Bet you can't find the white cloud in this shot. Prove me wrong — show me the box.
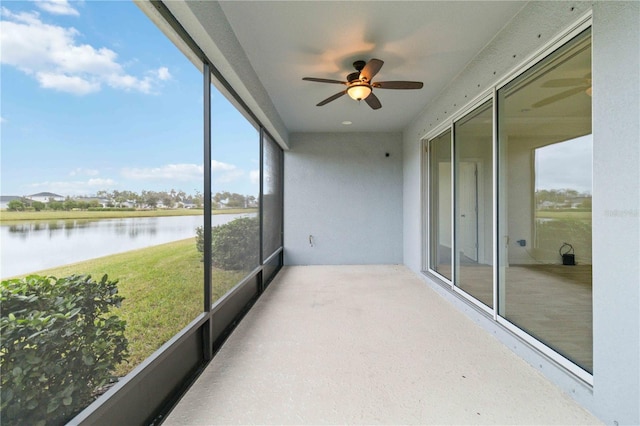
[121,163,203,181]
[212,160,236,172]
[35,0,79,16]
[0,7,170,95]
[28,177,116,195]
[212,160,244,184]
[119,161,247,185]
[0,116,6,124]
[156,67,171,81]
[214,169,244,184]
[37,71,99,95]
[69,167,99,177]
[249,170,260,185]
[131,160,247,185]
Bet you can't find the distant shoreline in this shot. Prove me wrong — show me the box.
[0,208,257,224]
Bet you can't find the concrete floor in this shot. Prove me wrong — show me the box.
[164,265,600,425]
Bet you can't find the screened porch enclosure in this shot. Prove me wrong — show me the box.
[16,0,635,424]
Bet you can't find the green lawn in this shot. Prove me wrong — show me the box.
[535,209,592,263]
[29,239,246,377]
[536,210,592,220]
[0,208,257,223]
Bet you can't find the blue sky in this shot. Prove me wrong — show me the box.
[1,0,259,198]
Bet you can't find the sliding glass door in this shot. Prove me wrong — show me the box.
[428,130,453,280]
[424,26,592,375]
[454,100,494,308]
[497,28,592,373]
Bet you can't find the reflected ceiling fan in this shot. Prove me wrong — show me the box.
[533,73,592,108]
[302,58,423,110]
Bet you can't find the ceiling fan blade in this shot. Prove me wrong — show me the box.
[317,90,347,106]
[541,78,587,88]
[360,59,384,82]
[365,92,382,110]
[374,81,424,89]
[532,87,586,108]
[303,77,346,85]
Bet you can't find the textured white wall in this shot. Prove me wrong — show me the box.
[284,133,403,265]
[591,2,640,424]
[402,2,639,424]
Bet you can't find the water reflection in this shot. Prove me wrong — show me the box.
[7,220,96,239]
[1,214,252,278]
[6,219,175,240]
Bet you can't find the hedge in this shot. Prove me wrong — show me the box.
[0,274,128,426]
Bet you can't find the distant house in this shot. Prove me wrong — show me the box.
[179,201,196,209]
[0,195,24,210]
[28,192,64,203]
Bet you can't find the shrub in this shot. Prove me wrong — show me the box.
[86,207,136,212]
[48,201,64,211]
[0,274,128,426]
[196,216,259,271]
[6,200,25,211]
[31,201,45,212]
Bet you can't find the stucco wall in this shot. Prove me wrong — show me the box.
[402,1,639,424]
[284,132,403,265]
[591,1,640,423]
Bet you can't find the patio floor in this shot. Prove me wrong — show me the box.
[163,265,600,425]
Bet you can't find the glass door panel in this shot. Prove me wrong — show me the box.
[497,28,592,372]
[454,101,494,307]
[428,130,453,280]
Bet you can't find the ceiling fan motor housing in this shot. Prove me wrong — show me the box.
[347,72,361,83]
[353,60,366,72]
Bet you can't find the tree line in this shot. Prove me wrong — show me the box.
[5,190,258,211]
[535,188,592,209]
[95,189,202,209]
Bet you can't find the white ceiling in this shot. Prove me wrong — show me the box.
[217,1,526,133]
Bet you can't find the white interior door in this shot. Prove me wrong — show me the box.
[459,162,478,262]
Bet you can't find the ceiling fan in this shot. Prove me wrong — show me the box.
[302,59,423,110]
[533,73,592,108]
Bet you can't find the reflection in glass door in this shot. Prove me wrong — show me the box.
[497,28,592,372]
[428,130,453,280]
[454,100,494,307]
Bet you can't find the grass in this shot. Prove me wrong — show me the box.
[536,210,592,220]
[0,208,257,223]
[535,209,592,264]
[29,238,246,377]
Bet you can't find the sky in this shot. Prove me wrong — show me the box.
[0,0,260,198]
[535,134,592,195]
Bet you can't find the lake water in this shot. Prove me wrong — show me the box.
[0,213,252,279]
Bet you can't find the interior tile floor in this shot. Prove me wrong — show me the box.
[442,263,592,371]
[164,265,600,425]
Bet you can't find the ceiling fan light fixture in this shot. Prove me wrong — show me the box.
[347,83,372,101]
[303,58,423,109]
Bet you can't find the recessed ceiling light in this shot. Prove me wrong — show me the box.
[342,120,352,125]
